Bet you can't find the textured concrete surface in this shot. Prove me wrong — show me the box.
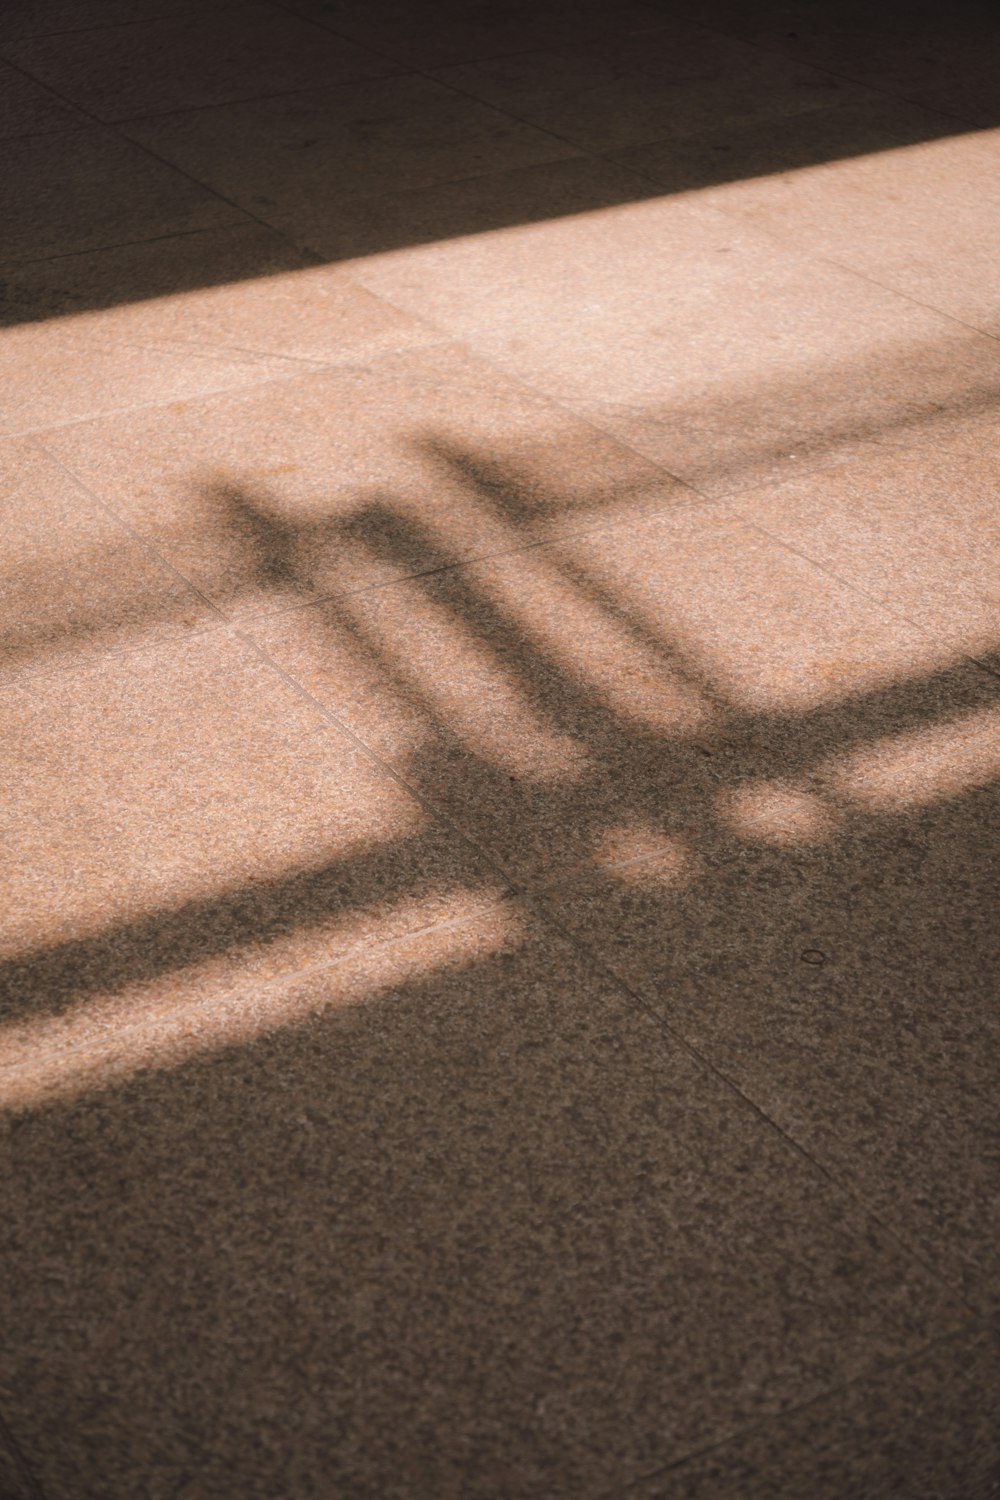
[1,0,999,1494]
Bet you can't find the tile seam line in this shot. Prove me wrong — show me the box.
[659,11,993,134]
[81,65,420,128]
[27,438,528,892]
[0,0,252,43]
[1,0,402,57]
[406,252,1000,677]
[16,181,991,1217]
[524,886,981,1320]
[0,50,319,273]
[0,617,229,692]
[586,141,1000,349]
[721,502,1000,695]
[3,539,978,1341]
[19,343,996,704]
[11,341,456,435]
[0,221,264,271]
[269,4,992,138]
[0,885,515,1088]
[27,297,981,697]
[0,1405,45,1500]
[0,489,707,695]
[604,1319,996,1499]
[219,487,714,620]
[704,202,1000,350]
[266,2,699,72]
[18,490,984,1319]
[4,325,335,372]
[107,65,585,137]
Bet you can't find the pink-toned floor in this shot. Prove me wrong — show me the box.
[2,0,999,1495]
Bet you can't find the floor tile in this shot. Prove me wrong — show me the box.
[246,506,954,883]
[433,24,867,155]
[122,74,585,252]
[0,56,91,138]
[0,914,960,1497]
[5,4,396,123]
[250,548,718,884]
[0,220,433,350]
[0,0,238,44]
[0,439,217,684]
[631,1323,1000,1499]
[656,120,1000,336]
[555,506,954,732]
[2,2,997,1489]
[729,419,1000,657]
[0,125,245,262]
[538,667,1000,1305]
[345,193,1000,495]
[281,0,666,70]
[723,13,1000,129]
[299,154,660,263]
[0,1415,35,1500]
[0,225,440,427]
[0,628,501,1073]
[0,310,299,435]
[37,345,680,618]
[612,93,964,196]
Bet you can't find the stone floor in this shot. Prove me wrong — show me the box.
[2,0,999,1495]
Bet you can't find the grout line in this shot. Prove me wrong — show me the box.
[590,134,1000,351]
[24,441,527,893]
[723,502,1000,692]
[0,1406,46,1500]
[606,1320,995,1498]
[0,0,247,45]
[8,346,417,436]
[97,62,414,127]
[0,880,515,1086]
[664,10,994,134]
[0,221,265,273]
[524,884,984,1315]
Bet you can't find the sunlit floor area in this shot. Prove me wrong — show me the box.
[2,0,1000,1495]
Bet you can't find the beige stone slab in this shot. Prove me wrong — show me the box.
[0,57,91,138]
[246,505,951,883]
[0,913,960,1496]
[6,4,397,124]
[0,319,298,435]
[344,193,1000,495]
[643,122,1000,335]
[282,0,666,70]
[433,23,866,154]
[728,419,1000,657]
[37,345,682,619]
[0,627,502,1068]
[0,126,246,263]
[0,225,441,428]
[632,1324,1000,1500]
[555,505,956,730]
[122,74,585,251]
[0,439,218,684]
[537,663,1000,1304]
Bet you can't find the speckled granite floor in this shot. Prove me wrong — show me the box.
[1,0,999,1496]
